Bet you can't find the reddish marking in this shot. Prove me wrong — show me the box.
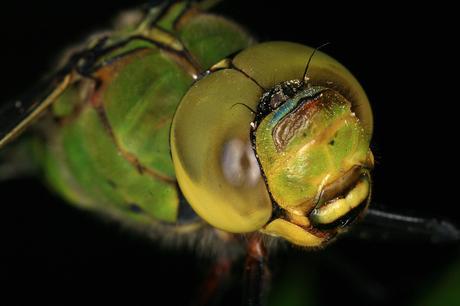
[307,101,317,112]
[305,99,323,113]
[243,233,269,306]
[89,66,116,107]
[246,233,267,259]
[89,49,151,107]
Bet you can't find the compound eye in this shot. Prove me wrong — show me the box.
[170,68,272,233]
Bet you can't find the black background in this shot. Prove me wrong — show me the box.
[1,1,459,305]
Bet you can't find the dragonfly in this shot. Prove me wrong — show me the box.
[0,0,460,306]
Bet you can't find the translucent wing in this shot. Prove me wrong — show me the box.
[0,0,216,150]
[0,64,73,148]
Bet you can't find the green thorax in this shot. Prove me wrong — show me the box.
[38,1,253,225]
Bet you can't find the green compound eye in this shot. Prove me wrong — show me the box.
[170,67,272,233]
[171,42,374,245]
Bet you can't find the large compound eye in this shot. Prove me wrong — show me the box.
[170,68,272,233]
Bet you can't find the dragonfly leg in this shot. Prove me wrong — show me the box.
[193,256,233,306]
[359,206,460,243]
[243,233,269,306]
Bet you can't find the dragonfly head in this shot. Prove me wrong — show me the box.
[171,41,373,248]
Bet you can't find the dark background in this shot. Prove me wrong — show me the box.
[1,1,459,305]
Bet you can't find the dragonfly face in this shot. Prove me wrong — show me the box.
[1,1,459,305]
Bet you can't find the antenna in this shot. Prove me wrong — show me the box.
[301,42,331,85]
